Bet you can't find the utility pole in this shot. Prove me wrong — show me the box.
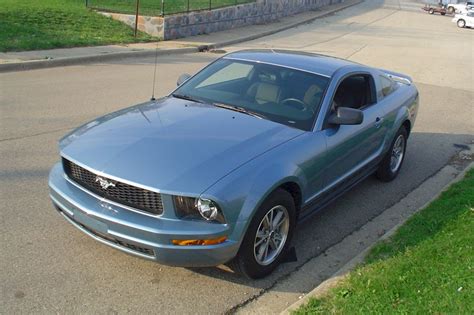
[134,0,140,37]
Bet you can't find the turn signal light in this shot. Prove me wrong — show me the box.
[172,236,227,246]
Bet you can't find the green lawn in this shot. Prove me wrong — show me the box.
[87,0,255,16]
[295,169,474,314]
[0,0,254,52]
[0,0,153,52]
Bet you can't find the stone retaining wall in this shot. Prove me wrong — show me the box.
[101,0,342,40]
[100,12,164,37]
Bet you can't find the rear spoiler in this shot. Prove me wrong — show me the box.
[383,69,413,85]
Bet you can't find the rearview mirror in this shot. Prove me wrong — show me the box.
[177,73,191,86]
[328,107,363,125]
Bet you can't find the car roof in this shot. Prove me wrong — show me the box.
[223,49,360,78]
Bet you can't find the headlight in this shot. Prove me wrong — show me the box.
[197,198,219,221]
[173,196,225,224]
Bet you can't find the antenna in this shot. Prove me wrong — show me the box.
[150,39,159,101]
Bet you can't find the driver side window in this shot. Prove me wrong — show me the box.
[331,74,375,112]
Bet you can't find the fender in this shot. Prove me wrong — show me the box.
[201,157,306,244]
[382,84,418,152]
[199,131,325,244]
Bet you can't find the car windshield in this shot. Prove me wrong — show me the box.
[173,58,330,130]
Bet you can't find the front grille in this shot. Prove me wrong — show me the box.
[62,158,163,215]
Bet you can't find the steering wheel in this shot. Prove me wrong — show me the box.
[281,98,308,112]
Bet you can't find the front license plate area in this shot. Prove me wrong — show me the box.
[74,210,108,235]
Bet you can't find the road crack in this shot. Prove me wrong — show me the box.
[0,127,73,143]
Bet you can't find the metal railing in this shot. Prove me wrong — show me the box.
[86,0,255,17]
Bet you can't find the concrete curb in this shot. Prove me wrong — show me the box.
[0,0,363,73]
[0,47,199,73]
[281,159,474,314]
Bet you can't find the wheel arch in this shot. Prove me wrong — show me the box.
[278,181,303,217]
[232,176,305,246]
[402,119,412,137]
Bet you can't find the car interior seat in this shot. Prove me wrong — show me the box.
[246,82,281,105]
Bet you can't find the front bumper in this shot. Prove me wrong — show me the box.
[48,163,240,267]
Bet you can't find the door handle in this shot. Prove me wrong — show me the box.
[375,117,384,128]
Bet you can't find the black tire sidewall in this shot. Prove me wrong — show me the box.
[235,189,296,279]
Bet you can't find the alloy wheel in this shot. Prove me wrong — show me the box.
[390,134,405,173]
[253,205,289,266]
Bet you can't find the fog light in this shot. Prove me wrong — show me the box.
[172,236,227,246]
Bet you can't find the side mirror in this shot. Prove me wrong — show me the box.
[328,107,363,125]
[177,73,191,86]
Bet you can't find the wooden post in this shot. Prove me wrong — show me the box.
[134,0,140,37]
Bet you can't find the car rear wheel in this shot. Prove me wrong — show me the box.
[448,7,455,14]
[228,188,296,279]
[376,126,408,182]
[457,19,466,28]
[429,8,434,14]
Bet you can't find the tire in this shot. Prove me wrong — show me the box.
[441,12,446,16]
[429,8,434,14]
[376,126,408,182]
[457,19,466,28]
[228,188,296,279]
[448,6,455,14]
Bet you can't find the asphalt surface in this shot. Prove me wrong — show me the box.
[1,0,473,314]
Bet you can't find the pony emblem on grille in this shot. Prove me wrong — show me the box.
[95,176,116,190]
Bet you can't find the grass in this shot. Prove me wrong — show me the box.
[0,0,254,52]
[295,169,474,314]
[87,0,255,16]
[0,0,154,52]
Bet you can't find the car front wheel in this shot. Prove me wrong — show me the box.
[376,126,408,182]
[229,188,296,279]
[448,7,455,14]
[457,19,466,28]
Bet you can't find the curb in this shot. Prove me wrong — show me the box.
[0,47,199,73]
[0,0,363,73]
[281,159,474,314]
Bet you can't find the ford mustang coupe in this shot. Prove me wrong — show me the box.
[49,50,419,278]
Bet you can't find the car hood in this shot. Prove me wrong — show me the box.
[60,97,304,194]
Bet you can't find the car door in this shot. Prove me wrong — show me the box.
[467,13,474,27]
[322,73,389,192]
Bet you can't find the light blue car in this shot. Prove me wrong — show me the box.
[49,50,419,278]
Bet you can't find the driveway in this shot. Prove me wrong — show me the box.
[1,0,472,314]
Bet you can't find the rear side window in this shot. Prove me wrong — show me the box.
[380,75,397,97]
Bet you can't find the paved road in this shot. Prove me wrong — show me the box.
[1,0,473,314]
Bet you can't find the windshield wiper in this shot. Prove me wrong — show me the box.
[172,93,203,103]
[212,103,266,119]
